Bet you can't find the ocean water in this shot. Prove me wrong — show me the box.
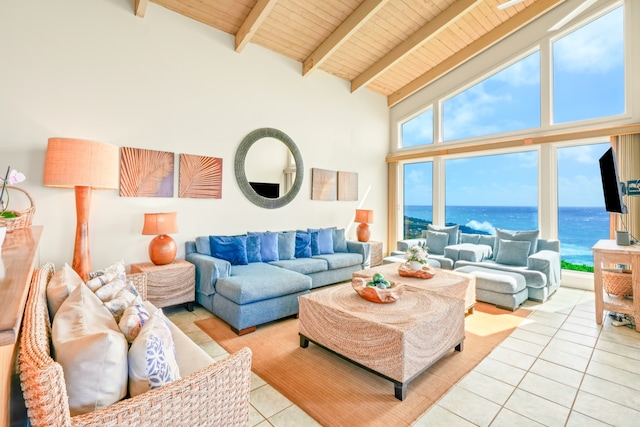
[404,205,610,266]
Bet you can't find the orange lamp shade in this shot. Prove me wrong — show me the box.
[355,209,374,224]
[142,212,178,265]
[355,209,374,242]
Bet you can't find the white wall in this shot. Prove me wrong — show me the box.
[0,0,389,270]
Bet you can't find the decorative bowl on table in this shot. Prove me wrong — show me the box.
[398,263,435,279]
[351,277,404,304]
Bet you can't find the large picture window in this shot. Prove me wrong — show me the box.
[403,162,432,238]
[557,143,611,270]
[552,6,624,124]
[445,152,538,234]
[442,51,540,142]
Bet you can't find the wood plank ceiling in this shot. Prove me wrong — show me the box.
[134,0,566,106]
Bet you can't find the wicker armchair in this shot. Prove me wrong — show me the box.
[19,263,253,427]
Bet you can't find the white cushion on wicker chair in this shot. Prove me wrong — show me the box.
[52,283,128,416]
[46,263,83,318]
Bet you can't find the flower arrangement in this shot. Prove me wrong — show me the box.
[0,166,26,219]
[404,242,429,265]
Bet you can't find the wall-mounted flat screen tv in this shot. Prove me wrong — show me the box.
[599,147,627,214]
[250,182,279,199]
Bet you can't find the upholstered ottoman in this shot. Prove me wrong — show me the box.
[455,265,527,310]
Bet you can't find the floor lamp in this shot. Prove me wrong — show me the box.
[43,138,119,281]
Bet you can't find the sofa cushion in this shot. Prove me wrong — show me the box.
[425,230,449,255]
[495,239,531,266]
[295,232,312,258]
[333,228,348,252]
[427,224,459,245]
[278,231,296,260]
[248,231,279,262]
[46,263,83,319]
[309,230,320,255]
[313,252,363,270]
[445,243,492,263]
[494,229,539,258]
[309,228,334,254]
[215,263,311,305]
[128,309,181,397]
[460,233,480,244]
[210,235,249,265]
[478,235,496,247]
[52,283,128,416]
[270,257,328,275]
[246,233,262,263]
[195,236,212,255]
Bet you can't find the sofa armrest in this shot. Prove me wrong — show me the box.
[528,250,561,288]
[185,253,231,296]
[396,238,427,252]
[347,241,371,268]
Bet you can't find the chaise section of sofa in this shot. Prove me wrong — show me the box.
[186,229,370,334]
[386,226,561,308]
[19,262,253,427]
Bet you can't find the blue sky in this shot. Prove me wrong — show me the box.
[403,6,624,208]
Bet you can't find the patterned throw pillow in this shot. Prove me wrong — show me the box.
[86,261,126,292]
[119,302,151,343]
[104,285,141,322]
[128,309,181,397]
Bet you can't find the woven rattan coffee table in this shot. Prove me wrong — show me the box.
[298,283,464,400]
[353,262,476,314]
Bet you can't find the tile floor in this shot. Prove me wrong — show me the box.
[165,286,640,427]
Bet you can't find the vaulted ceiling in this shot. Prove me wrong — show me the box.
[134,0,567,106]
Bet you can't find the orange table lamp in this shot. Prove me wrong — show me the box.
[142,212,178,265]
[355,209,374,242]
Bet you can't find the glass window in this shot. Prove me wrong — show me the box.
[403,162,432,238]
[442,51,540,142]
[445,152,538,235]
[401,108,433,148]
[557,143,611,270]
[553,6,624,124]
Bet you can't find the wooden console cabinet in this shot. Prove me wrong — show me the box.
[0,226,42,427]
[592,239,640,332]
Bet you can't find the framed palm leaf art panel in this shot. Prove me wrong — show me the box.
[120,147,174,197]
[178,154,223,199]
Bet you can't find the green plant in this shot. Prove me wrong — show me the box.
[561,260,594,273]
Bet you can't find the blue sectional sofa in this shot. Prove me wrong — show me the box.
[185,228,370,334]
[384,225,561,309]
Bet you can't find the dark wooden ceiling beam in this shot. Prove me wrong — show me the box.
[351,0,482,93]
[387,0,565,107]
[235,0,278,53]
[302,0,389,76]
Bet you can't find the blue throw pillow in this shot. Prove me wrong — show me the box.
[425,230,449,255]
[246,234,262,263]
[333,228,348,253]
[309,230,320,255]
[209,235,248,266]
[295,232,312,258]
[317,228,334,254]
[494,228,539,258]
[278,231,296,260]
[248,231,279,262]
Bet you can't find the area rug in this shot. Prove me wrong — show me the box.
[195,302,529,427]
